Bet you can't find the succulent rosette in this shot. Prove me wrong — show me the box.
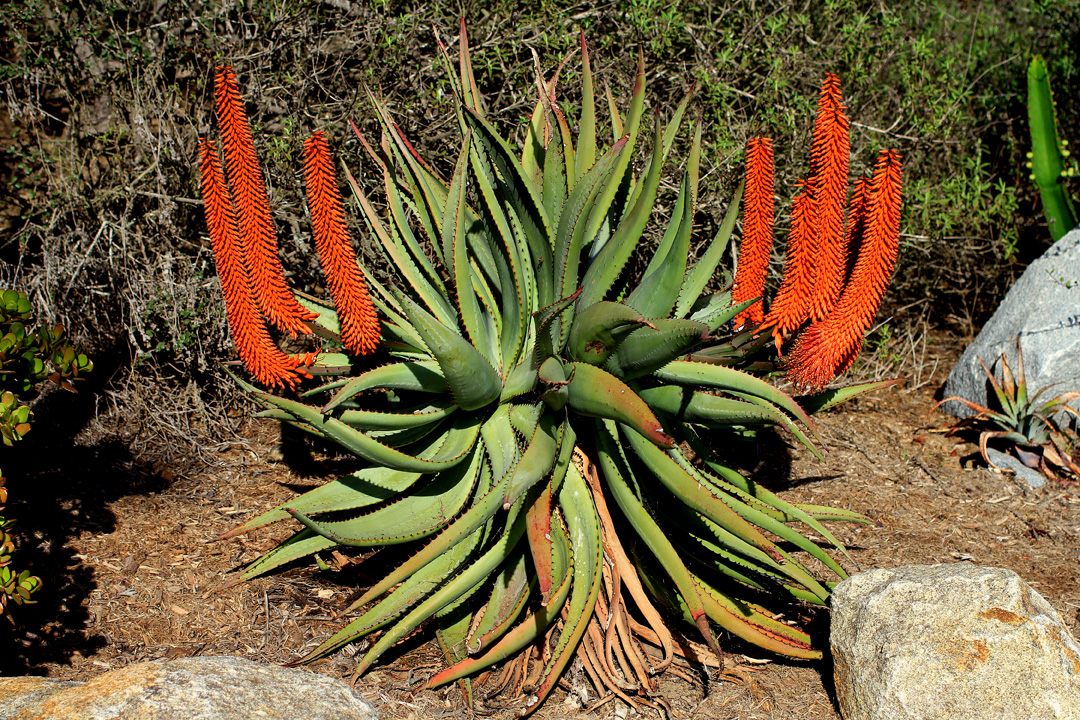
[201,25,904,712]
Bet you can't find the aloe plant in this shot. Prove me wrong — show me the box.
[941,340,1080,484]
[1027,55,1078,241]
[205,27,900,712]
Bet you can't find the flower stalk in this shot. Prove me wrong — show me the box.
[732,137,775,329]
[806,73,851,322]
[198,139,312,390]
[302,132,381,356]
[784,149,903,390]
[213,66,315,338]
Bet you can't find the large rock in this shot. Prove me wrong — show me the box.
[831,564,1080,720]
[0,656,378,720]
[0,679,78,719]
[942,228,1080,418]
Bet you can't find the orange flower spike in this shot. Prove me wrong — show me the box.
[198,139,311,390]
[806,73,851,322]
[213,66,316,338]
[302,132,381,356]
[785,150,903,391]
[761,180,817,351]
[732,137,775,329]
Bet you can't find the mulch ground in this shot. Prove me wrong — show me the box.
[2,333,1078,720]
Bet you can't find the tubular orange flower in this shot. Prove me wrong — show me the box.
[784,150,903,391]
[806,73,851,321]
[761,180,816,350]
[302,132,381,356]
[198,139,312,390]
[732,137,775,329]
[213,66,316,338]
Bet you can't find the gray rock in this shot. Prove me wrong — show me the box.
[942,228,1080,418]
[984,447,1046,488]
[0,678,79,719]
[831,564,1080,720]
[0,656,378,720]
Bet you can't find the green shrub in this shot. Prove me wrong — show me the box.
[0,289,92,618]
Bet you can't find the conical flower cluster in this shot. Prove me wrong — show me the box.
[736,74,904,390]
[198,139,313,389]
[732,137,774,329]
[213,67,316,338]
[199,67,381,388]
[785,150,903,389]
[303,132,380,357]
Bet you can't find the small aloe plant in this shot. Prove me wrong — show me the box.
[942,341,1080,484]
[200,25,905,713]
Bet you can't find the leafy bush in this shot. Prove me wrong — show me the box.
[0,288,92,618]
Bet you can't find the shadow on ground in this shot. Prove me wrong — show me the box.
[0,345,172,675]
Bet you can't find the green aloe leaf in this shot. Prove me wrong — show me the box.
[466,118,530,366]
[352,499,527,676]
[426,510,572,688]
[219,467,428,539]
[578,120,664,309]
[582,52,646,262]
[619,425,827,588]
[446,133,499,367]
[300,521,486,663]
[797,378,904,414]
[504,410,560,507]
[258,392,481,472]
[574,31,597,183]
[344,472,512,612]
[351,123,449,297]
[287,444,483,546]
[525,460,603,715]
[566,300,652,366]
[595,420,719,655]
[463,108,555,308]
[666,505,828,605]
[227,529,336,585]
[565,362,673,447]
[344,158,457,328]
[338,401,457,431]
[395,292,503,411]
[676,181,743,318]
[602,318,709,380]
[555,136,627,305]
[625,145,697,318]
[480,404,520,484]
[318,361,446,410]
[679,427,866,554]
[465,545,532,654]
[653,360,816,435]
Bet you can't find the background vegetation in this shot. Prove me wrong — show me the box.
[0,0,1078,459]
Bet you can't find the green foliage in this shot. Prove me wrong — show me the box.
[220,33,889,712]
[0,472,42,618]
[0,289,92,445]
[0,289,91,618]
